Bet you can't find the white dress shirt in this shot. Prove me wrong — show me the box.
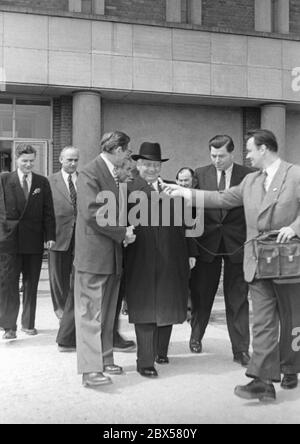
[216,163,234,190]
[61,169,77,192]
[264,158,281,192]
[17,169,32,193]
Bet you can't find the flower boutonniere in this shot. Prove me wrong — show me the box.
[32,188,41,197]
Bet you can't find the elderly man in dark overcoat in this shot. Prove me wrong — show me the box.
[124,142,196,378]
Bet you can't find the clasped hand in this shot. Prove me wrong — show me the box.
[124,225,136,247]
[276,226,296,243]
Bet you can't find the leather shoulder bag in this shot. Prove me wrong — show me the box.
[252,165,300,283]
[253,231,300,282]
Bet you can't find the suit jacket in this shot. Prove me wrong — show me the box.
[74,156,126,275]
[194,163,253,263]
[0,171,56,254]
[48,171,77,252]
[195,160,300,282]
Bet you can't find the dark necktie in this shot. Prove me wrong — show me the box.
[218,170,226,191]
[68,174,77,217]
[22,174,29,200]
[218,170,226,219]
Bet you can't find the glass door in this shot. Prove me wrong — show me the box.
[13,141,49,176]
[0,140,13,172]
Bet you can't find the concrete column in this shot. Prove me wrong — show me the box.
[73,91,101,168]
[93,0,105,15]
[275,0,290,34]
[68,0,82,13]
[166,0,181,23]
[261,103,286,158]
[255,0,272,32]
[188,0,202,25]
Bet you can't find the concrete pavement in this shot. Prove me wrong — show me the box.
[1,263,300,424]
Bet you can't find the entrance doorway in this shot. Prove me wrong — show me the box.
[0,140,12,172]
[0,97,52,175]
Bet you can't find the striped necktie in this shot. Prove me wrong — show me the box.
[68,174,77,217]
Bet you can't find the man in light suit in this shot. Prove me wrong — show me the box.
[74,131,136,388]
[165,129,300,401]
[48,146,79,351]
[189,136,252,367]
[0,144,56,339]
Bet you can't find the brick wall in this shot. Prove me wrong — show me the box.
[242,108,261,167]
[105,0,166,22]
[0,0,68,10]
[52,96,73,172]
[290,0,300,34]
[2,0,298,36]
[202,0,255,31]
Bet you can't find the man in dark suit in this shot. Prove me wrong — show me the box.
[48,146,79,351]
[124,142,196,378]
[74,131,136,388]
[0,143,56,339]
[190,135,252,367]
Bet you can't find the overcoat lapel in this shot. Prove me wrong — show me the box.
[96,157,119,202]
[22,173,39,215]
[54,172,72,204]
[230,164,243,187]
[207,165,218,190]
[10,171,27,215]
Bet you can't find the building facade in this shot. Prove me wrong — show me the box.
[0,0,299,178]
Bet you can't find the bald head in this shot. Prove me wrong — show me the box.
[60,146,79,174]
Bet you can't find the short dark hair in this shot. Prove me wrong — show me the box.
[176,167,195,180]
[245,129,278,153]
[15,143,37,159]
[100,131,130,154]
[209,135,234,153]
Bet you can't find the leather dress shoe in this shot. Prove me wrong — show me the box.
[155,356,169,364]
[58,345,76,352]
[281,374,298,390]
[82,372,112,387]
[2,329,17,340]
[233,352,251,367]
[189,339,202,354]
[234,379,276,402]
[103,364,124,375]
[21,327,38,336]
[113,334,136,352]
[137,366,158,378]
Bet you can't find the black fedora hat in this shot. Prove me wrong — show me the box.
[132,142,169,162]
